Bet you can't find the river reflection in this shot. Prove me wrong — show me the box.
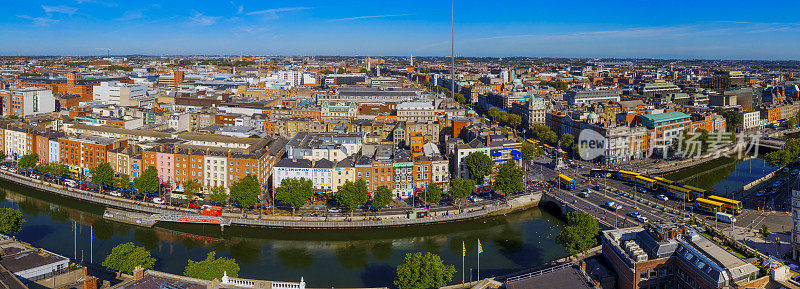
[1,179,567,287]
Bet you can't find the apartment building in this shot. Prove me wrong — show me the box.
[641,112,691,154]
[59,135,128,174]
[92,81,151,106]
[0,87,56,117]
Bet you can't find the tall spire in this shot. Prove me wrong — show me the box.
[410,52,414,67]
[367,57,372,71]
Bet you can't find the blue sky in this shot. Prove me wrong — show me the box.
[2,0,800,59]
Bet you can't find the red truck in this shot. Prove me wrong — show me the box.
[201,205,222,217]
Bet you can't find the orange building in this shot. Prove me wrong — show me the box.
[59,135,128,174]
[17,72,133,108]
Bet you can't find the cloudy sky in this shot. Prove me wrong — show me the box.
[2,0,800,59]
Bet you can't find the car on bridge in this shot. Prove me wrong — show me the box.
[656,194,668,201]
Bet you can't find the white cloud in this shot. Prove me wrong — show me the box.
[189,12,219,26]
[42,5,78,15]
[245,7,310,18]
[17,15,60,26]
[116,10,143,21]
[329,14,411,22]
[75,0,116,6]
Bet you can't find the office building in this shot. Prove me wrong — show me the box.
[0,87,56,117]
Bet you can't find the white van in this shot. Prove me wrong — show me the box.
[715,212,736,223]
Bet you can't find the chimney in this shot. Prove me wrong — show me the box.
[132,266,145,279]
[84,276,98,289]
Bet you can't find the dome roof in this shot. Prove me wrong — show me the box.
[588,112,599,119]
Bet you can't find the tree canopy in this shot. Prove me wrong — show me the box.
[494,161,523,198]
[556,211,600,255]
[394,252,456,289]
[102,242,156,274]
[91,163,115,189]
[521,142,543,161]
[182,179,200,200]
[17,153,39,170]
[764,138,800,167]
[424,183,443,205]
[229,174,261,208]
[209,186,228,204]
[275,177,314,215]
[465,151,492,183]
[560,133,575,150]
[133,166,159,194]
[449,178,474,201]
[531,124,558,145]
[371,185,393,209]
[37,162,69,177]
[183,252,240,281]
[114,174,131,191]
[0,208,25,234]
[539,80,568,91]
[336,179,369,216]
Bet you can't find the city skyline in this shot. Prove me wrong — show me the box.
[1,0,800,60]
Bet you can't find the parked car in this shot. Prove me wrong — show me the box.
[63,179,78,188]
[109,190,122,197]
[30,174,41,180]
[0,165,7,171]
[152,197,165,204]
[328,208,342,213]
[656,194,668,201]
[8,168,18,173]
[635,215,649,223]
[187,202,201,209]
[756,190,766,197]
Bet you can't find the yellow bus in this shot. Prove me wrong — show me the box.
[558,174,576,190]
[526,139,540,145]
[619,170,641,181]
[681,185,708,199]
[667,185,693,201]
[635,176,657,189]
[705,195,743,215]
[652,176,675,190]
[695,198,724,214]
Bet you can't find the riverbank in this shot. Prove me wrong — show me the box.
[0,170,542,229]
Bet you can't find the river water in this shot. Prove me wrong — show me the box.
[0,179,568,288]
[663,156,778,194]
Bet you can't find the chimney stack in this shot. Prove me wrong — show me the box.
[132,266,145,280]
[84,276,98,289]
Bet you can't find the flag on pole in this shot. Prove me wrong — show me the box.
[477,239,483,254]
[462,241,466,257]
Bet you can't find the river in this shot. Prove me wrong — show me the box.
[0,179,568,288]
[663,156,778,194]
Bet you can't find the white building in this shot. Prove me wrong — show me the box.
[396,101,436,122]
[278,71,304,87]
[92,81,150,106]
[3,128,29,159]
[204,155,228,190]
[742,111,761,131]
[0,86,56,117]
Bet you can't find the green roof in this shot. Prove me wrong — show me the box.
[642,111,690,123]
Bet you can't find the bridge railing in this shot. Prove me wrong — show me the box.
[505,262,575,283]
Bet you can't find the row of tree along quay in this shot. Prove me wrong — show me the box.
[3,151,533,222]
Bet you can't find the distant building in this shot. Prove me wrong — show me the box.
[742,111,761,131]
[92,81,150,106]
[638,82,681,98]
[641,111,690,154]
[711,71,747,91]
[565,90,620,104]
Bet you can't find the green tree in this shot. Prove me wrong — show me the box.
[541,129,558,145]
[182,179,200,200]
[0,150,6,161]
[449,178,474,201]
[133,166,159,194]
[102,242,156,275]
[229,174,261,208]
[556,211,600,255]
[209,186,228,204]
[560,133,575,150]
[789,117,799,128]
[320,69,333,75]
[454,93,466,104]
[494,161,523,201]
[336,68,346,74]
[90,163,115,191]
[488,107,500,122]
[336,179,369,216]
[759,225,771,241]
[424,183,443,205]
[0,208,25,234]
[37,162,69,177]
[17,153,39,171]
[371,185,393,210]
[183,252,240,281]
[465,151,493,183]
[114,174,131,191]
[521,143,538,161]
[394,252,456,289]
[275,178,314,215]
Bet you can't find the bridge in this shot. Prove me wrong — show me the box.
[759,137,786,150]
